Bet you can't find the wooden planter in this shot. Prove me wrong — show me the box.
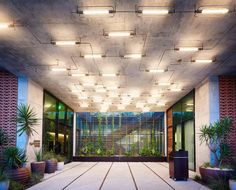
[199,167,233,183]
[7,167,30,184]
[31,161,46,176]
[45,160,57,173]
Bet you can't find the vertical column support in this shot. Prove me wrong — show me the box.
[164,112,167,157]
[73,112,76,156]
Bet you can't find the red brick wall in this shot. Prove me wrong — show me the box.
[219,76,236,157]
[0,71,18,157]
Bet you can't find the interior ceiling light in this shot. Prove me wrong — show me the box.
[150,94,162,98]
[83,83,94,87]
[146,69,166,73]
[136,102,145,108]
[156,82,172,86]
[175,47,202,52]
[117,105,125,110]
[51,67,67,72]
[123,54,143,59]
[170,88,182,92]
[143,107,150,112]
[191,59,213,63]
[157,102,166,106]
[105,31,135,37]
[96,88,106,93]
[80,103,89,108]
[51,40,80,46]
[79,9,115,15]
[71,73,88,77]
[186,103,194,106]
[197,8,229,14]
[0,23,12,29]
[107,86,119,90]
[83,54,104,59]
[139,9,170,15]
[101,73,118,77]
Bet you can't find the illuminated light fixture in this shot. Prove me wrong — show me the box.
[95,84,104,88]
[109,93,119,98]
[117,105,125,110]
[147,99,156,104]
[51,67,67,71]
[83,83,94,87]
[51,40,80,46]
[143,107,150,112]
[175,47,202,52]
[107,86,119,90]
[197,8,229,14]
[83,54,104,59]
[80,9,115,15]
[157,102,166,106]
[122,101,130,105]
[123,54,143,59]
[80,103,89,108]
[140,9,170,15]
[0,23,12,29]
[146,69,166,73]
[93,96,103,103]
[156,82,172,86]
[170,88,182,92]
[78,95,88,100]
[136,102,145,108]
[186,103,194,106]
[101,73,118,77]
[130,94,140,98]
[71,73,88,77]
[150,94,162,98]
[191,59,213,63]
[105,31,135,37]
[96,88,106,93]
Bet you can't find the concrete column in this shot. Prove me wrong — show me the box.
[73,112,77,156]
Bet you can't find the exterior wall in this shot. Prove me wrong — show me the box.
[26,80,44,163]
[195,76,219,172]
[219,76,236,158]
[0,71,18,157]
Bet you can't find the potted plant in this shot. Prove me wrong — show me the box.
[15,104,39,155]
[31,149,45,176]
[229,158,236,190]
[199,116,233,183]
[56,155,65,171]
[0,168,9,190]
[3,146,30,184]
[43,151,57,173]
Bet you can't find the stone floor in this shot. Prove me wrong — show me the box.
[28,162,209,190]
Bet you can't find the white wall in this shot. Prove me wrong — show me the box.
[26,79,44,163]
[195,76,219,172]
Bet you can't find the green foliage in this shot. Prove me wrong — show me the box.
[34,150,42,162]
[29,173,43,186]
[0,128,8,146]
[231,158,236,180]
[15,104,39,137]
[56,155,65,162]
[140,146,161,157]
[208,177,229,190]
[81,142,94,156]
[3,147,27,169]
[0,168,8,181]
[199,117,232,167]
[107,148,114,156]
[193,175,201,182]
[9,180,25,190]
[43,151,57,162]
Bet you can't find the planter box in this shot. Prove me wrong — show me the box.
[7,167,30,184]
[57,162,64,171]
[45,160,57,173]
[73,156,167,162]
[199,167,233,183]
[31,161,46,176]
[229,179,236,190]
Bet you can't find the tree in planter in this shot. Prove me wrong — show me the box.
[15,104,39,154]
[199,116,232,168]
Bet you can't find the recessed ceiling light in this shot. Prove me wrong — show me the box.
[101,73,118,77]
[51,67,67,72]
[146,69,166,73]
[105,31,135,37]
[79,96,88,100]
[83,54,104,59]
[123,54,143,59]
[170,88,182,92]
[192,59,213,63]
[51,41,80,46]
[71,73,88,77]
[175,47,202,52]
[156,82,172,86]
[157,102,166,106]
[197,8,229,14]
[117,105,125,110]
[141,9,170,15]
[0,23,12,29]
[80,103,89,108]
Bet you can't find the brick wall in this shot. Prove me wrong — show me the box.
[219,76,236,158]
[0,71,18,157]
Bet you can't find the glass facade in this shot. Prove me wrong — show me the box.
[75,112,165,157]
[172,91,195,170]
[43,91,73,160]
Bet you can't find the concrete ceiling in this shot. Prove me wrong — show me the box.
[0,0,236,112]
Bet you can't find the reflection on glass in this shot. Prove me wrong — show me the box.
[76,112,164,157]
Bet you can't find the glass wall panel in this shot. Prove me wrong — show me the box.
[76,112,165,157]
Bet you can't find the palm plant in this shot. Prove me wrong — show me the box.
[15,104,39,153]
[199,117,232,168]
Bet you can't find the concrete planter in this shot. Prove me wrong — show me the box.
[199,167,233,183]
[229,179,236,190]
[0,180,9,190]
[45,160,57,173]
[31,161,46,176]
[57,162,64,171]
[7,167,30,184]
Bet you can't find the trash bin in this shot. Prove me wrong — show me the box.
[169,150,188,181]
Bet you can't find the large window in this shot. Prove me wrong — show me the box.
[172,91,195,170]
[43,91,73,161]
[75,112,165,157]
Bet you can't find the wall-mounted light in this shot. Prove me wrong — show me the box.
[146,69,166,73]
[51,67,67,71]
[104,30,135,37]
[51,40,80,46]
[191,59,213,63]
[123,54,144,59]
[175,47,203,52]
[83,54,104,59]
[196,8,229,14]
